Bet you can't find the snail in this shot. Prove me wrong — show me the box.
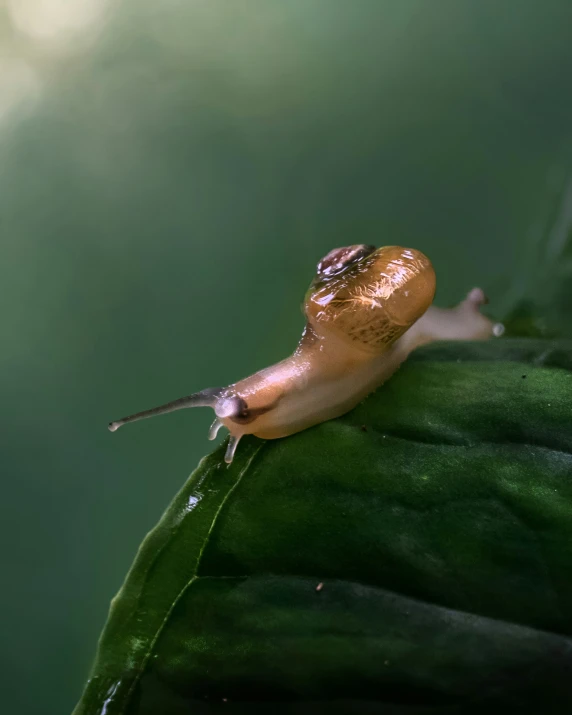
[109,245,504,463]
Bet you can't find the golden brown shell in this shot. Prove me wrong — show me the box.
[305,245,436,353]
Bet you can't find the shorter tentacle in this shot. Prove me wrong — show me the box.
[208,418,223,441]
[225,435,241,464]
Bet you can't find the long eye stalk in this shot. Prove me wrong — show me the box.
[108,388,222,432]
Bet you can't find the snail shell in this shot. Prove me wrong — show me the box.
[305,245,436,353]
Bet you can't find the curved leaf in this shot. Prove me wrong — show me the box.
[75,339,572,714]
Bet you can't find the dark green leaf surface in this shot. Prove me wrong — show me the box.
[75,339,572,715]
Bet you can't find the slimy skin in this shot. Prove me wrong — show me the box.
[109,245,503,463]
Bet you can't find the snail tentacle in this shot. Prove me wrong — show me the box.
[225,435,241,464]
[108,387,223,432]
[208,418,223,441]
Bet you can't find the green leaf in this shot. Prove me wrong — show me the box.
[74,339,572,715]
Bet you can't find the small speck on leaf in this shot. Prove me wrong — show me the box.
[360,425,368,432]
[522,375,527,379]
[316,582,324,592]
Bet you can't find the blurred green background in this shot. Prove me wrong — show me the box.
[1,1,571,713]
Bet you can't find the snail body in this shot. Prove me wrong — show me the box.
[109,245,503,462]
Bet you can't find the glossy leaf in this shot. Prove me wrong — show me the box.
[75,339,572,714]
